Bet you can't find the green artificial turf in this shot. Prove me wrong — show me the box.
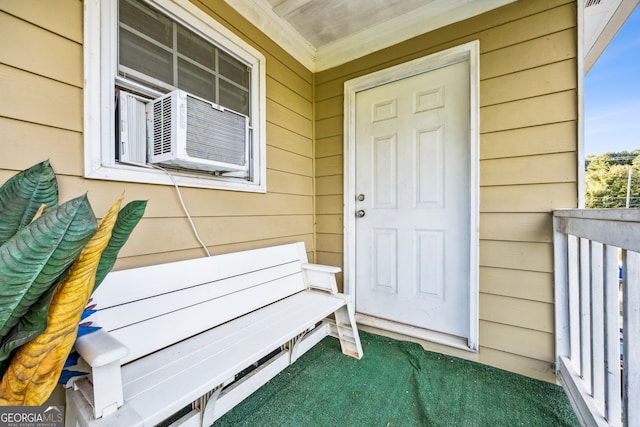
[213,331,579,427]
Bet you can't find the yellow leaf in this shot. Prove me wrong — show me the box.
[30,203,46,223]
[0,195,124,405]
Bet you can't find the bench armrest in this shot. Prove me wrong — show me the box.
[72,330,130,419]
[75,329,130,368]
[301,263,341,294]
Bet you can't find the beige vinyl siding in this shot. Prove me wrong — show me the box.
[481,121,577,159]
[0,0,316,267]
[0,0,580,384]
[480,267,554,303]
[0,0,83,43]
[0,1,84,176]
[314,0,578,382]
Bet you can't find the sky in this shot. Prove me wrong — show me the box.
[585,5,640,155]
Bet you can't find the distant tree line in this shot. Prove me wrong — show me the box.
[585,149,640,208]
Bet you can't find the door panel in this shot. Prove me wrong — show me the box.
[372,228,397,292]
[373,135,397,208]
[355,60,470,338]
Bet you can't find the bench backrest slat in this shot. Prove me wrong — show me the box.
[86,243,310,364]
[93,243,308,308]
[95,262,302,331]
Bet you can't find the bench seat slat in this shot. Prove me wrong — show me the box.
[121,291,348,425]
[122,290,345,396]
[108,274,306,364]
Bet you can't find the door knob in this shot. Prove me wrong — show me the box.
[357,194,365,201]
[356,210,366,218]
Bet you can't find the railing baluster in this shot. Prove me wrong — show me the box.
[581,238,592,389]
[623,250,640,427]
[568,236,581,367]
[590,242,604,415]
[604,244,621,424]
[554,217,571,365]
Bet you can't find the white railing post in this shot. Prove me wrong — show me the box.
[553,209,640,427]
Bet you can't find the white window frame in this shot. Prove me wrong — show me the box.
[84,0,267,192]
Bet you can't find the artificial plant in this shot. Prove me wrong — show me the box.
[0,161,147,405]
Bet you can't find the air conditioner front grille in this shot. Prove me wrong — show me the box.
[185,95,247,167]
[147,89,249,172]
[152,97,173,155]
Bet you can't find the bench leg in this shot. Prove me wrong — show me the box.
[289,323,331,363]
[199,351,290,426]
[333,302,363,359]
[193,385,223,427]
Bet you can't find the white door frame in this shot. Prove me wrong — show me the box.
[343,40,480,350]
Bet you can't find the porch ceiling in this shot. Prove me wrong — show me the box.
[223,0,517,71]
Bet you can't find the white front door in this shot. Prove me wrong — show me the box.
[354,59,471,339]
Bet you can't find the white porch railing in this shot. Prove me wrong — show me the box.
[553,209,640,427]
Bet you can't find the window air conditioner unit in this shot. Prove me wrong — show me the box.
[146,89,250,173]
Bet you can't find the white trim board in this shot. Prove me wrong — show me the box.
[83,0,267,192]
[224,0,515,71]
[356,314,473,352]
[343,41,480,351]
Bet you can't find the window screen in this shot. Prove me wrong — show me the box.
[118,0,250,116]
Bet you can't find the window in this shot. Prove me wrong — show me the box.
[118,0,250,115]
[84,0,266,192]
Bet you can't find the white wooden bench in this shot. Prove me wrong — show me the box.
[64,242,362,427]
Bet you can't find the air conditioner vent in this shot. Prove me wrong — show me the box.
[146,90,249,173]
[152,96,173,156]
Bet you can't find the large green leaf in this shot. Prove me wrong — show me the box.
[0,161,58,246]
[0,195,124,405]
[93,200,147,290]
[0,194,97,338]
[0,282,58,376]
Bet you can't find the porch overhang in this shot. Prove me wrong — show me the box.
[584,0,640,73]
[222,0,518,71]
